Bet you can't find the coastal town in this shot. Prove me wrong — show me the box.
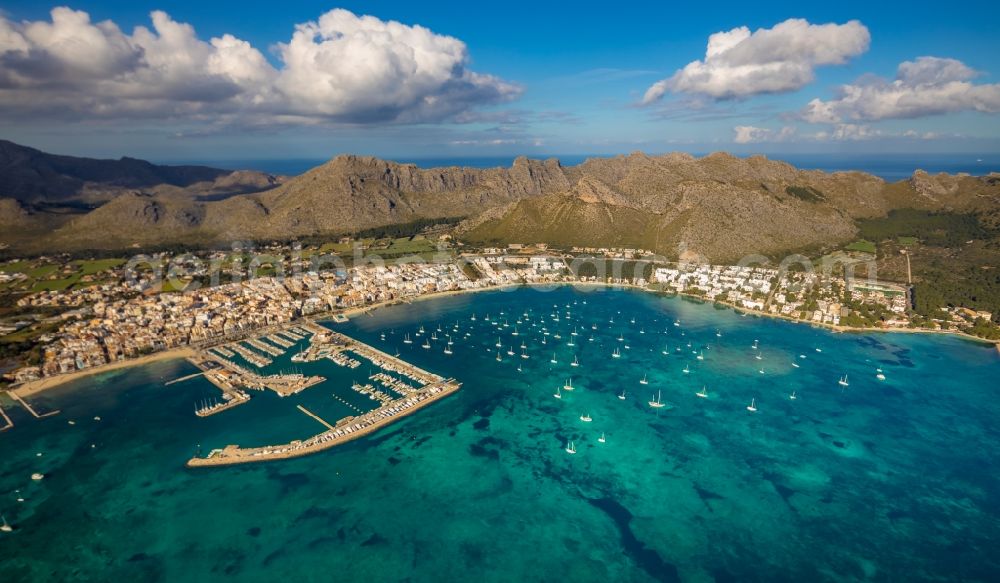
[2,239,997,391]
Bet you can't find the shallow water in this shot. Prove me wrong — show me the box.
[2,285,999,582]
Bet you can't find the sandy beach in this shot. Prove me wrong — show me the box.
[11,347,196,399]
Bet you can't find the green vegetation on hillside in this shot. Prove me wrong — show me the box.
[858,209,995,247]
[785,185,825,203]
[354,217,464,240]
[913,265,1000,323]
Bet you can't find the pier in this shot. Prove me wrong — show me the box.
[186,378,460,467]
[196,390,250,417]
[165,371,205,386]
[297,405,336,430]
[183,323,459,466]
[0,405,12,432]
[9,391,59,419]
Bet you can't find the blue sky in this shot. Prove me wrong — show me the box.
[1,1,999,161]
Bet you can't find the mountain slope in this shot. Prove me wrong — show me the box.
[462,153,1000,262]
[0,139,264,204]
[3,144,997,256]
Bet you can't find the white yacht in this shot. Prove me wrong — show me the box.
[649,390,665,408]
[565,441,576,454]
[639,374,649,385]
[746,398,757,412]
[598,433,606,444]
[696,386,708,399]
[580,413,592,422]
[838,374,849,387]
[618,389,626,400]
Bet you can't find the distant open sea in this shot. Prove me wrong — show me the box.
[164,153,998,181]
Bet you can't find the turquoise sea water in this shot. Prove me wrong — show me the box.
[2,285,999,582]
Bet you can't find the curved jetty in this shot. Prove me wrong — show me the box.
[186,378,460,467]
[186,327,460,467]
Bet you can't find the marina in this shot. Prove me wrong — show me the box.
[180,322,460,466]
[187,378,460,467]
[2,286,999,581]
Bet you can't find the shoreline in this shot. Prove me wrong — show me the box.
[10,347,196,399]
[7,278,997,401]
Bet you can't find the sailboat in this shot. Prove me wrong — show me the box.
[563,378,575,391]
[696,386,708,399]
[496,351,502,362]
[752,339,759,349]
[696,350,705,361]
[443,345,453,355]
[0,515,11,533]
[876,368,886,381]
[565,441,577,454]
[521,348,530,359]
[422,339,431,349]
[682,364,691,374]
[507,346,515,356]
[598,432,606,444]
[580,413,593,422]
[716,330,722,337]
[838,374,849,387]
[662,344,669,355]
[571,355,579,367]
[403,334,413,344]
[789,390,797,400]
[746,398,757,412]
[649,390,665,408]
[618,389,626,400]
[554,386,562,399]
[791,361,800,368]
[612,347,621,359]
[550,354,558,364]
[754,351,762,360]
[639,374,649,385]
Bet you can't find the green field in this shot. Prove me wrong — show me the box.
[73,258,126,275]
[845,239,877,254]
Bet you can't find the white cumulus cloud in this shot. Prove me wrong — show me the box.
[0,7,519,124]
[643,18,869,103]
[801,56,1000,122]
[732,125,795,143]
